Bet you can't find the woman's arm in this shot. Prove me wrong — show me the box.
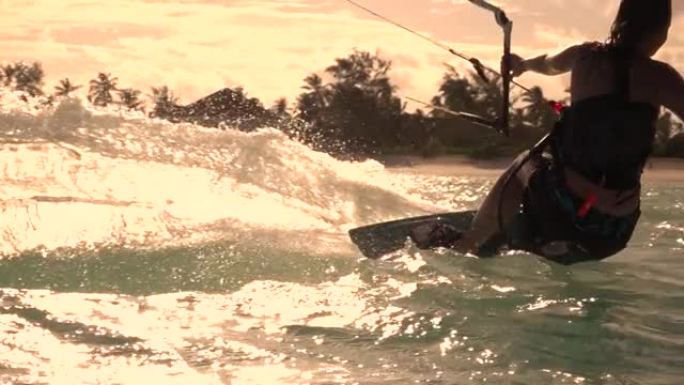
[512,43,596,77]
[656,63,684,121]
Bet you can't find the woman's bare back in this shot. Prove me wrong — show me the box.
[569,43,684,119]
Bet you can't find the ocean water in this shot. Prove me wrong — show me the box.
[0,92,682,385]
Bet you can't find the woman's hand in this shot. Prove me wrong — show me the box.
[509,54,527,77]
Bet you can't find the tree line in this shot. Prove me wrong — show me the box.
[1,51,683,159]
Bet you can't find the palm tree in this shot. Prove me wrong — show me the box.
[149,85,178,118]
[88,72,118,107]
[13,62,44,96]
[271,97,289,116]
[54,78,82,97]
[118,88,143,111]
[296,73,329,121]
[432,68,480,119]
[1,64,17,87]
[655,111,675,154]
[302,73,326,100]
[520,86,556,132]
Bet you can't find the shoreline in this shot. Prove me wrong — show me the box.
[379,155,684,182]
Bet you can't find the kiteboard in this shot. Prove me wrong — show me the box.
[348,211,477,259]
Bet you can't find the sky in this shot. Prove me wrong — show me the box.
[1,0,683,110]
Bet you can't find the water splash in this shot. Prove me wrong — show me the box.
[0,91,452,256]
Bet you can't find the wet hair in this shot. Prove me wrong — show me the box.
[609,0,672,52]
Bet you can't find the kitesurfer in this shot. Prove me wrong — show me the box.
[455,0,683,263]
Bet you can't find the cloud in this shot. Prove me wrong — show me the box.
[0,0,681,110]
[50,24,172,47]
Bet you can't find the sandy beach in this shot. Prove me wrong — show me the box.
[381,155,684,183]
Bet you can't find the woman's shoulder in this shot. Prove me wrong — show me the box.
[627,56,679,109]
[645,58,679,76]
[577,41,606,53]
[631,55,677,82]
[580,41,605,50]
[570,42,609,63]
[643,59,683,102]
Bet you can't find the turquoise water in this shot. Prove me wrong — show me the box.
[0,94,682,384]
